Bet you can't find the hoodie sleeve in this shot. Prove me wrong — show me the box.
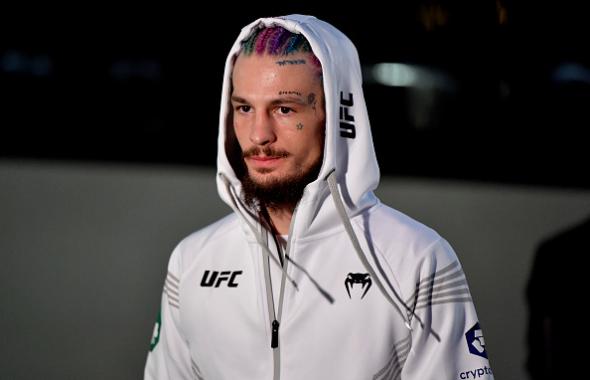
[144,247,195,380]
[400,239,494,380]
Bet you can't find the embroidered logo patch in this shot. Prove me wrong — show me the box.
[465,322,488,358]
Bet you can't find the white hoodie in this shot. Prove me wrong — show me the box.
[145,14,494,380]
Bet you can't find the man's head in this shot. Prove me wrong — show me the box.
[230,26,325,211]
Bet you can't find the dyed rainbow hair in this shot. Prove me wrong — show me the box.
[240,26,322,70]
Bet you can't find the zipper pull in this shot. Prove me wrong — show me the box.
[271,320,280,348]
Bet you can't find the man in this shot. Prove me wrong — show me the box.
[526,216,590,380]
[145,15,494,379]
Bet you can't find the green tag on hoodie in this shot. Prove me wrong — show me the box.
[149,308,162,351]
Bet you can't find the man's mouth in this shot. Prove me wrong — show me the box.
[243,147,289,159]
[243,147,289,167]
[249,155,283,161]
[246,155,283,166]
[244,152,289,172]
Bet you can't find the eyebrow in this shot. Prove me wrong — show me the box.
[231,96,249,104]
[231,95,307,106]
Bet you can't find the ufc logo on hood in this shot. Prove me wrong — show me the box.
[200,270,243,288]
[339,91,356,139]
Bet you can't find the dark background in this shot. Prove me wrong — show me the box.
[2,1,589,188]
[2,3,589,379]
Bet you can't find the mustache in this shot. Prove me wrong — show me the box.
[242,146,290,159]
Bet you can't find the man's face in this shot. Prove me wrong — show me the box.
[231,51,325,202]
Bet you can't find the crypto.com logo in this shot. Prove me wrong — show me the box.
[465,322,488,358]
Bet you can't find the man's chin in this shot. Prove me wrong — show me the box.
[241,170,307,210]
[240,158,322,210]
[247,171,286,189]
[250,167,275,175]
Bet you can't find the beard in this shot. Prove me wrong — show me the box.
[239,146,323,211]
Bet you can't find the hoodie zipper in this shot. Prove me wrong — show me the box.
[271,319,280,348]
[263,201,300,380]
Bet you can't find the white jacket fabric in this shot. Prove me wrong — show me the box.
[145,14,494,380]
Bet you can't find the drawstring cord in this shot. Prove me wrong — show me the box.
[221,170,422,331]
[326,170,418,331]
[220,174,298,290]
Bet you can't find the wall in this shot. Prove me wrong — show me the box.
[2,160,589,379]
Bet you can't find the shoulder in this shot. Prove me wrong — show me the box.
[358,203,443,255]
[537,217,590,253]
[355,202,459,274]
[177,213,240,251]
[167,213,241,273]
[356,202,465,301]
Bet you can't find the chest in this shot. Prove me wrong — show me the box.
[179,237,410,379]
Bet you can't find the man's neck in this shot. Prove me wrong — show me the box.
[266,206,293,235]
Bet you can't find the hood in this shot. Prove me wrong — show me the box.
[216,14,380,237]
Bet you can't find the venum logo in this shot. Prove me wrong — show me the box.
[344,272,371,299]
[200,270,243,288]
[465,322,488,358]
[339,92,356,139]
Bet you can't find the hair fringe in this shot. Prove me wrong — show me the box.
[268,28,288,55]
[240,26,322,72]
[255,28,273,55]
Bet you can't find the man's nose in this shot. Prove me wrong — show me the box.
[249,113,276,146]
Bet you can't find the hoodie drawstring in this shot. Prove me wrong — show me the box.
[220,173,298,290]
[326,171,415,331]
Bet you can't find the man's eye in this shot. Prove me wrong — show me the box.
[236,105,251,113]
[278,106,293,115]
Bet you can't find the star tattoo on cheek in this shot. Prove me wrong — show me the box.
[296,122,304,130]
